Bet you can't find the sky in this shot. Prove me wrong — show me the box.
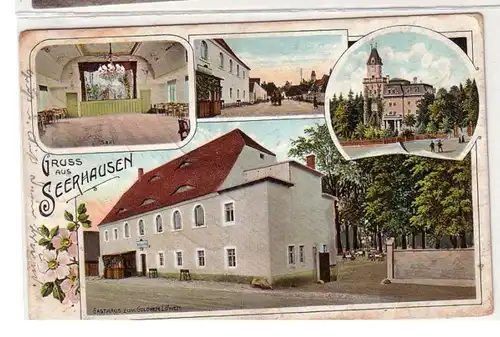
[330,31,475,96]
[48,118,326,229]
[224,34,344,87]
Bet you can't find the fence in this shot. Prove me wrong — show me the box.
[340,133,448,147]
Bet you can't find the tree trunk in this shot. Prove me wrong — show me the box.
[459,232,468,248]
[421,231,426,249]
[345,225,351,251]
[401,233,407,250]
[377,231,383,252]
[411,231,416,249]
[353,226,359,250]
[450,235,458,249]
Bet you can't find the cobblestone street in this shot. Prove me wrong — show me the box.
[219,100,324,118]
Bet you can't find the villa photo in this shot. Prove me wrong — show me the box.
[326,28,481,160]
[35,40,192,149]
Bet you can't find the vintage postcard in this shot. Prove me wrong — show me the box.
[20,13,492,320]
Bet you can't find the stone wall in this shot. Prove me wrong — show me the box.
[386,238,475,281]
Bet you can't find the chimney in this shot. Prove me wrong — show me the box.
[138,168,144,181]
[413,76,417,83]
[306,154,316,170]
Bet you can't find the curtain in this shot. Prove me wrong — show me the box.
[79,61,137,101]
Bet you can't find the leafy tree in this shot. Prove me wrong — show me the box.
[416,92,435,132]
[403,114,416,129]
[333,101,351,139]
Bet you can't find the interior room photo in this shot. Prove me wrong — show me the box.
[35,40,192,148]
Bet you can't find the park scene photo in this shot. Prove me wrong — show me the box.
[192,33,344,119]
[35,39,192,148]
[326,28,480,160]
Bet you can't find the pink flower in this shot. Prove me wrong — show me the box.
[61,265,80,306]
[52,229,78,257]
[40,250,71,282]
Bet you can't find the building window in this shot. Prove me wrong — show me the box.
[322,244,328,252]
[123,222,130,238]
[229,60,233,73]
[288,245,296,265]
[408,101,411,105]
[113,228,118,240]
[299,245,305,263]
[408,109,411,114]
[224,202,235,223]
[138,219,145,236]
[219,52,224,68]
[175,251,183,267]
[155,214,163,233]
[259,153,265,159]
[173,210,182,230]
[197,249,206,267]
[243,70,246,79]
[167,80,177,103]
[158,252,165,267]
[236,65,240,77]
[194,205,205,227]
[226,248,236,268]
[237,89,240,99]
[104,230,109,242]
[243,90,245,99]
[201,41,208,60]
[229,88,233,99]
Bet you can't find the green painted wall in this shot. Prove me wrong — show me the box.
[65,93,78,118]
[79,90,151,117]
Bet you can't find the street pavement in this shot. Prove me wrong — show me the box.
[220,100,324,118]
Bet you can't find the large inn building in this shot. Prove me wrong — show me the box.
[97,129,337,284]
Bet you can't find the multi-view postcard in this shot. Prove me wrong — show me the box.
[20,13,492,320]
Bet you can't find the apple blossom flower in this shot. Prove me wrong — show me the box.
[40,250,71,282]
[61,265,80,305]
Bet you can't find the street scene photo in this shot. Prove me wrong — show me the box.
[67,119,477,316]
[326,27,480,160]
[193,34,344,119]
[35,40,192,148]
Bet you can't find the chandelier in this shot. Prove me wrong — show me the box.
[98,43,125,81]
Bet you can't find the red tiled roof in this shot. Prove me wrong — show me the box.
[213,38,251,70]
[98,129,275,226]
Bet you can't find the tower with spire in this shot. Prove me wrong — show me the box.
[310,70,317,82]
[362,42,387,125]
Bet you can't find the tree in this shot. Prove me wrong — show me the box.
[403,114,416,129]
[333,101,351,139]
[416,92,435,132]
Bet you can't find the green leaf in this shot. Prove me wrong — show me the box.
[40,225,50,238]
[78,214,89,223]
[77,203,87,215]
[64,210,74,222]
[38,238,51,246]
[49,226,59,239]
[67,222,77,231]
[81,220,92,229]
[52,283,65,303]
[40,282,54,297]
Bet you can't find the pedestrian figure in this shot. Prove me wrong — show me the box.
[429,140,435,152]
[437,139,443,153]
[313,96,318,109]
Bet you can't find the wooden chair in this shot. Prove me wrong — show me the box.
[178,118,190,141]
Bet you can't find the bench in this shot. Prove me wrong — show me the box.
[148,268,158,278]
[179,269,191,281]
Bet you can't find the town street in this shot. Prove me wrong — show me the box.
[85,277,397,315]
[402,138,471,159]
[220,100,324,117]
